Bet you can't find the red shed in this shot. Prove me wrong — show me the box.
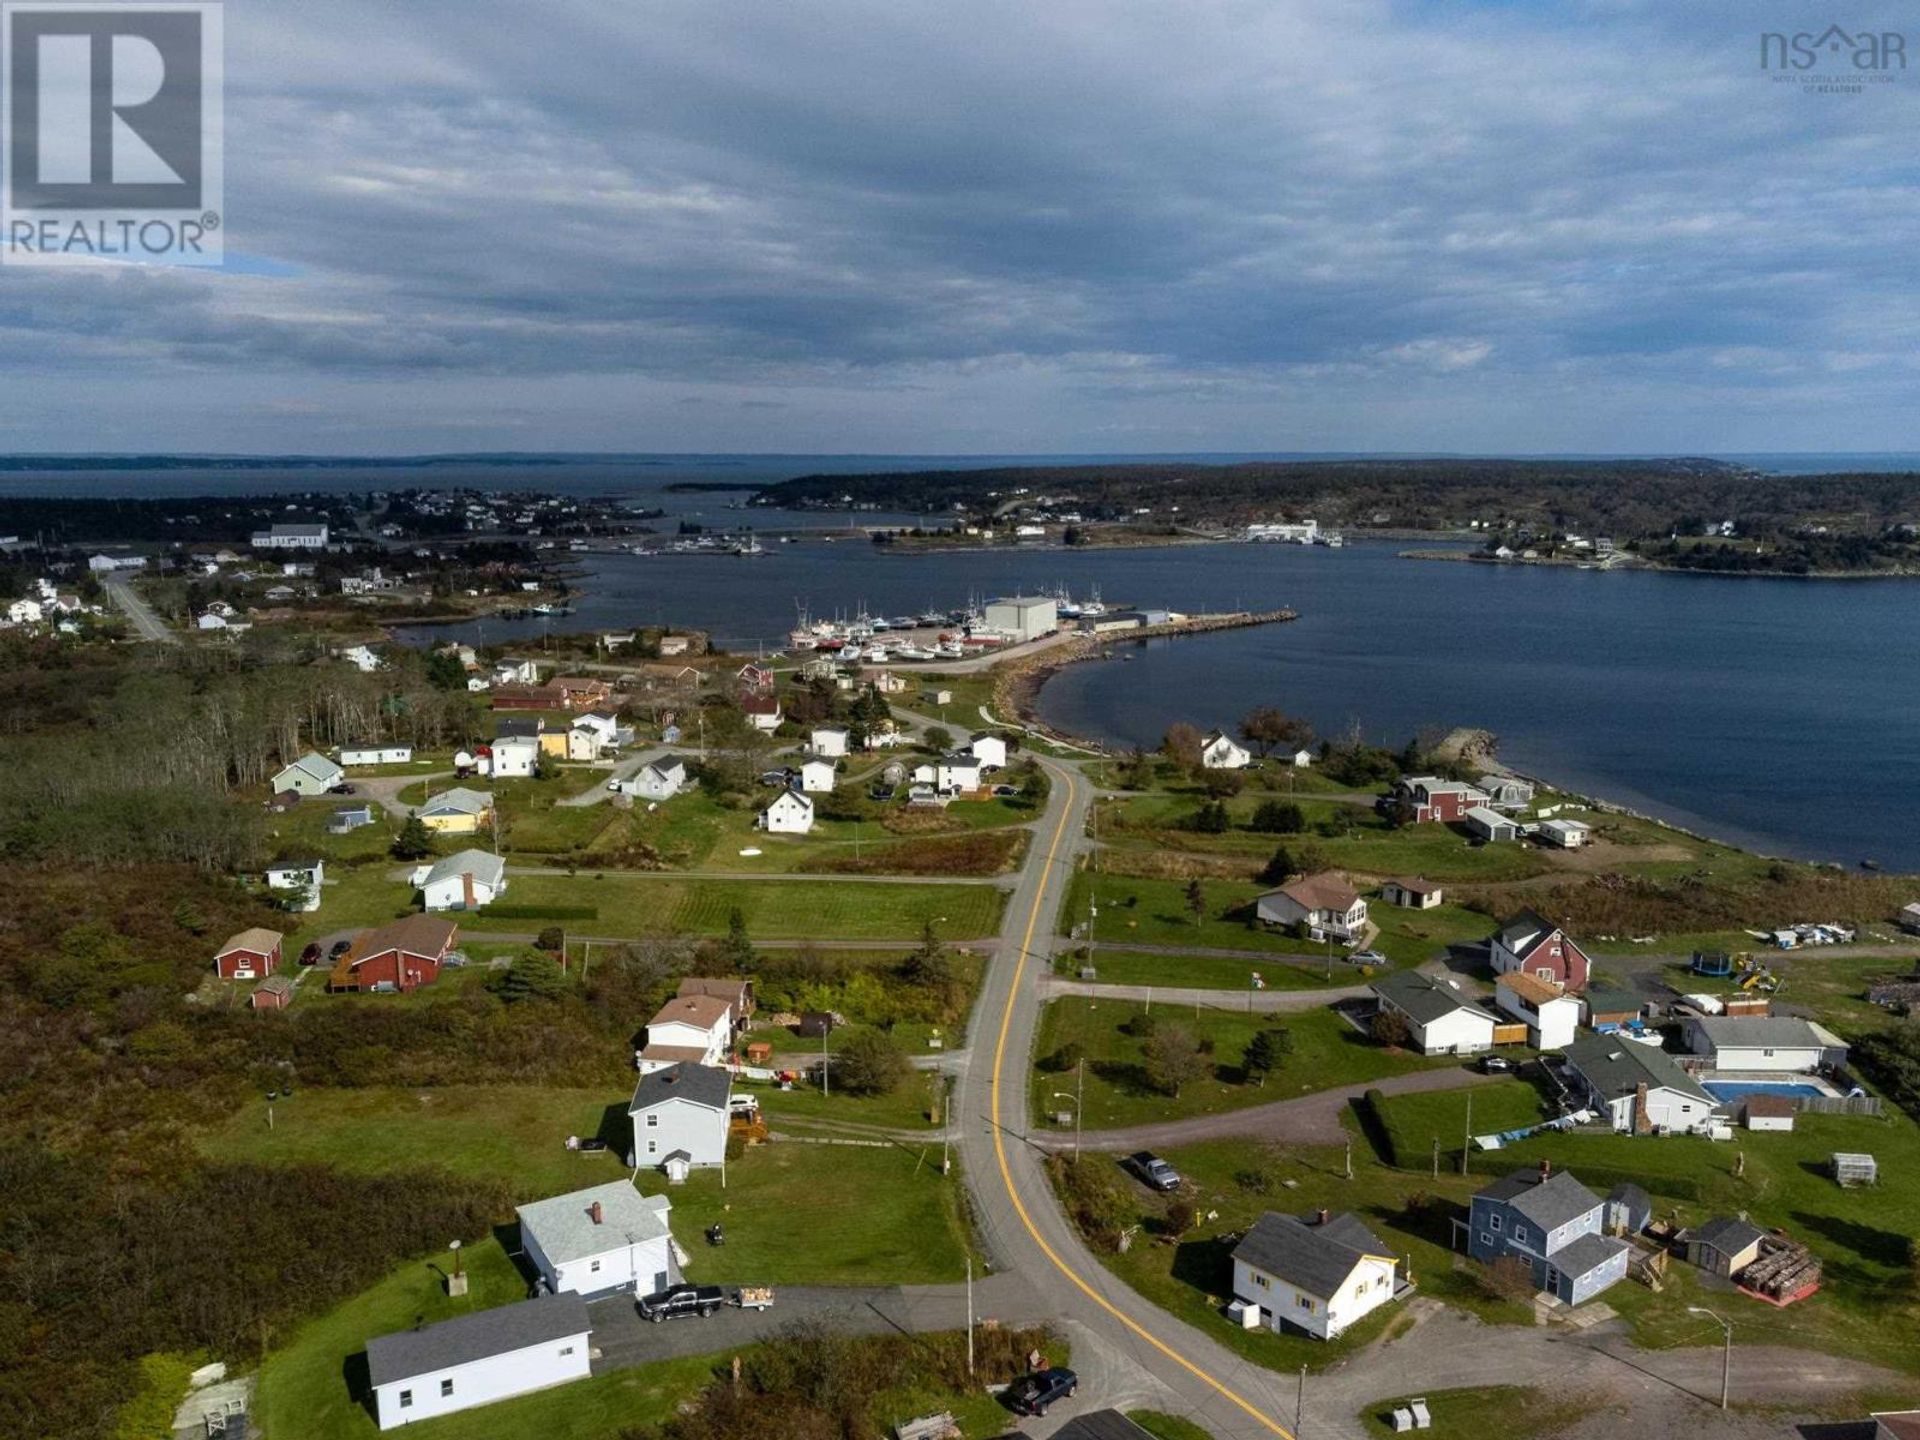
[251,975,297,1010]
[216,927,284,981]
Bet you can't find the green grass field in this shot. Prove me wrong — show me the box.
[1371,1081,1550,1169]
[1059,948,1360,991]
[1356,1386,1602,1440]
[1029,999,1447,1130]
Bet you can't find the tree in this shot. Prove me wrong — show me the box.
[494,950,566,1003]
[1243,1027,1294,1085]
[1143,1022,1208,1097]
[922,725,954,754]
[1184,878,1207,927]
[1199,769,1243,800]
[1257,844,1296,886]
[1370,1008,1411,1047]
[832,1029,910,1096]
[1250,799,1304,834]
[1482,1255,1537,1303]
[1161,722,1203,772]
[424,649,469,690]
[391,814,433,860]
[1189,800,1230,834]
[1239,705,1314,758]
[719,907,754,971]
[534,925,566,953]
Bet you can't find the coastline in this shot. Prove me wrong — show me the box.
[1398,546,1920,582]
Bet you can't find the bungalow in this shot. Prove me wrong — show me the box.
[1380,877,1443,910]
[517,1181,676,1298]
[1256,873,1368,945]
[742,693,783,732]
[418,787,494,835]
[340,745,413,766]
[1488,910,1591,991]
[215,927,283,981]
[1466,1163,1630,1305]
[264,859,324,911]
[367,1294,593,1431]
[251,974,297,1010]
[637,994,734,1074]
[418,849,507,912]
[760,790,813,835]
[937,753,983,793]
[629,1062,731,1170]
[624,757,687,801]
[328,804,375,834]
[1478,775,1536,810]
[810,726,850,758]
[490,734,541,778]
[1201,731,1252,770]
[1393,776,1490,824]
[1370,970,1498,1055]
[1230,1209,1404,1340]
[1463,806,1519,843]
[271,752,344,796]
[1537,818,1591,850]
[1561,1032,1716,1135]
[329,915,459,994]
[677,977,755,1033]
[1683,1015,1845,1073]
[494,659,542,686]
[970,732,1009,770]
[796,755,838,794]
[1495,972,1582,1050]
[1683,1216,1767,1279]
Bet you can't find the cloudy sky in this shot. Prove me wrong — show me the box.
[4,0,1917,454]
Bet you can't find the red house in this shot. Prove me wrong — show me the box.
[329,915,458,993]
[215,927,284,981]
[1489,909,1591,992]
[1392,776,1489,824]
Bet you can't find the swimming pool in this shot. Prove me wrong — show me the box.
[1702,1080,1825,1103]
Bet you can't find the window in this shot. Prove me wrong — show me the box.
[1489,1213,1503,1232]
[645,1113,660,1128]
[1514,1225,1528,1244]
[399,1391,413,1410]
[647,1139,658,1154]
[1253,1273,1270,1289]
[440,1379,454,1398]
[1296,1295,1315,1312]
[1479,1232,1492,1247]
[590,1260,601,1273]
[559,1346,575,1357]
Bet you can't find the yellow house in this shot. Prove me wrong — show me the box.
[417,787,493,835]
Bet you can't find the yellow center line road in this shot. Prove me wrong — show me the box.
[988,761,1295,1437]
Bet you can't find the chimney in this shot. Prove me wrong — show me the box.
[1315,1208,1330,1226]
[589,1200,604,1225]
[463,871,475,908]
[1538,1159,1551,1181]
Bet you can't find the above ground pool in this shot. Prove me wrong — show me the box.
[1702,1080,1825,1103]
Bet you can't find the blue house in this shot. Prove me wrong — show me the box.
[1466,1163,1630,1305]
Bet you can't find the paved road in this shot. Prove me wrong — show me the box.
[460,931,998,951]
[102,574,177,643]
[356,772,454,819]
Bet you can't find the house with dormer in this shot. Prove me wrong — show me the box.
[1488,909,1590,991]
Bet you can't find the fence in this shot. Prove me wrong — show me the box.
[1797,1094,1883,1117]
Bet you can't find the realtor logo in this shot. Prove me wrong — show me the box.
[3,2,222,265]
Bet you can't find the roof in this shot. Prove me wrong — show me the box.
[1232,1211,1393,1300]
[1553,1231,1628,1279]
[345,915,458,966]
[516,1181,672,1269]
[1873,1414,1920,1440]
[422,849,506,890]
[765,791,812,813]
[1689,1016,1832,1050]
[640,1044,711,1065]
[678,977,749,1008]
[645,755,687,776]
[1744,1094,1798,1118]
[1051,1414,1157,1440]
[1494,909,1564,959]
[630,1062,732,1114]
[742,693,781,715]
[494,717,544,738]
[1693,1216,1767,1256]
[218,927,284,958]
[420,787,492,817]
[1607,1182,1651,1214]
[279,752,342,781]
[1269,871,1360,914]
[1372,969,1492,1026]
[1498,972,1572,1007]
[1387,876,1442,895]
[649,994,733,1030]
[256,974,297,997]
[365,1293,591,1390]
[1475,1167,1604,1232]
[1562,1032,1714,1104]
[1540,817,1590,834]
[1464,805,1513,828]
[1583,986,1646,1016]
[266,858,322,874]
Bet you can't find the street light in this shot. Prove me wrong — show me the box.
[1050,1059,1085,1160]
[1687,1306,1732,1410]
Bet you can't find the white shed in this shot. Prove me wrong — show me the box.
[761,790,814,834]
[1464,806,1519,842]
[367,1294,592,1431]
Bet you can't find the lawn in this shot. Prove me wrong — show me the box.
[261,799,398,866]
[750,1061,953,1133]
[254,1237,726,1440]
[1058,948,1362,992]
[1370,1080,1550,1171]
[493,872,1006,940]
[1356,1385,1607,1440]
[1028,999,1447,1130]
[1066,871,1324,955]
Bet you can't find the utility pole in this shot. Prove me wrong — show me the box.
[1075,1058,1084,1162]
[821,1025,830,1098]
[1461,1090,1473,1177]
[1432,1135,1440,1180]
[1344,1138,1353,1180]
[966,1258,975,1376]
[1295,1364,1305,1440]
[1688,1307,1732,1409]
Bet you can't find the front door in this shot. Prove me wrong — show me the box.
[1544,1265,1561,1296]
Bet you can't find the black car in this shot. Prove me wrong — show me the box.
[1126,1151,1181,1192]
[637,1283,727,1322]
[328,782,356,795]
[1005,1367,1078,1416]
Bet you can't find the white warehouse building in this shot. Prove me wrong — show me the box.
[983,595,1058,642]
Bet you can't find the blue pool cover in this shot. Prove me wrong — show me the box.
[1703,1080,1823,1102]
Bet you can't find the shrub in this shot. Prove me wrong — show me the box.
[831,1028,910,1097]
[1250,800,1304,835]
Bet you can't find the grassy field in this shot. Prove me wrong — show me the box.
[1058,948,1363,992]
[1371,1080,1550,1170]
[261,798,399,866]
[255,1236,727,1440]
[1356,1385,1607,1440]
[1028,999,1447,1130]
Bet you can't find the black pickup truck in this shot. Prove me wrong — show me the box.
[637,1283,727,1322]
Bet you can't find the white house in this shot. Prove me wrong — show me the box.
[1286,748,1314,769]
[969,733,1009,770]
[494,659,541,686]
[1562,1033,1717,1135]
[637,994,734,1073]
[417,850,507,912]
[1683,1016,1844,1074]
[1231,1210,1403,1340]
[367,1293,591,1432]
[265,858,325,896]
[1537,818,1591,849]
[810,726,850,758]
[340,745,413,767]
[1370,970,1497,1055]
[490,735,540,778]
[1201,731,1251,770]
[629,1062,732,1170]
[1495,973,1582,1050]
[516,1182,677,1298]
[623,757,687,801]
[339,644,383,673]
[760,790,814,835]
[196,612,230,631]
[272,752,344,796]
[251,523,329,549]
[1464,805,1519,843]
[1255,873,1368,944]
[937,753,983,792]
[797,756,837,793]
[1380,877,1443,910]
[743,694,783,732]
[5,597,43,626]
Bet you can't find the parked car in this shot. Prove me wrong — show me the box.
[1126,1151,1181,1192]
[1478,1054,1514,1074]
[992,783,1019,796]
[1350,949,1386,966]
[637,1284,728,1322]
[298,942,323,967]
[1005,1367,1078,1417]
[328,782,356,795]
